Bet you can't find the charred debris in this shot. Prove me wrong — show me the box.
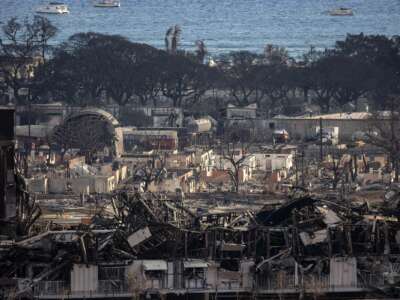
[1,187,400,299]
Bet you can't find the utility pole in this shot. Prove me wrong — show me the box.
[295,148,299,186]
[301,145,305,188]
[319,117,323,162]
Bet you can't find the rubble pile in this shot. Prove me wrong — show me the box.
[1,190,400,299]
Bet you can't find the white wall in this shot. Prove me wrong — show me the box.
[47,175,115,194]
[148,178,180,193]
[254,153,293,172]
[94,176,116,193]
[71,264,98,293]
[27,177,48,193]
[240,259,255,289]
[48,177,67,194]
[214,154,256,182]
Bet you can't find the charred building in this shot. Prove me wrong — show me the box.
[0,106,16,223]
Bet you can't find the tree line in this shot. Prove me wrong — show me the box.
[1,17,399,115]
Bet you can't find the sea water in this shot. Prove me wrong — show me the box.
[1,0,399,58]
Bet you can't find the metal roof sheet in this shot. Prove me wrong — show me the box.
[183,260,209,269]
[142,260,167,271]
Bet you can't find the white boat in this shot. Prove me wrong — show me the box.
[94,0,120,7]
[329,8,353,16]
[36,2,69,14]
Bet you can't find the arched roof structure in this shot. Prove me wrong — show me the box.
[50,108,123,158]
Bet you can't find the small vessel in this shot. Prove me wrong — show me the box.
[329,8,353,16]
[94,0,121,7]
[36,2,69,14]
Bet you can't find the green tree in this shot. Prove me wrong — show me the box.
[0,16,57,104]
[218,51,264,107]
[160,53,211,107]
[335,34,400,110]
[48,33,162,106]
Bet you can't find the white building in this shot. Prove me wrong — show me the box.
[270,112,374,142]
[226,103,257,120]
[214,151,256,183]
[196,149,216,175]
[253,153,293,172]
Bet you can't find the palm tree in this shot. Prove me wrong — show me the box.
[165,26,174,52]
[195,40,207,64]
[171,25,181,54]
[165,25,181,54]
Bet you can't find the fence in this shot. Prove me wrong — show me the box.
[256,272,296,290]
[35,271,386,298]
[35,281,67,296]
[256,272,362,292]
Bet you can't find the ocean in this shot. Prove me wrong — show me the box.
[1,0,399,58]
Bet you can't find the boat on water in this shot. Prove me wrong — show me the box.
[35,2,69,14]
[329,8,353,16]
[94,0,121,7]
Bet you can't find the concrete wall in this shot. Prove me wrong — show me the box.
[97,163,113,176]
[26,177,48,194]
[93,176,116,193]
[206,263,218,289]
[68,156,86,168]
[226,104,257,119]
[205,261,253,290]
[110,165,128,184]
[69,177,92,194]
[47,177,67,194]
[240,259,255,289]
[112,169,120,184]
[165,153,194,169]
[71,264,98,293]
[329,257,357,287]
[197,149,215,174]
[119,165,128,182]
[148,178,180,193]
[214,154,256,182]
[127,260,167,290]
[47,175,115,194]
[271,118,374,142]
[225,116,377,143]
[114,127,124,157]
[253,153,293,172]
